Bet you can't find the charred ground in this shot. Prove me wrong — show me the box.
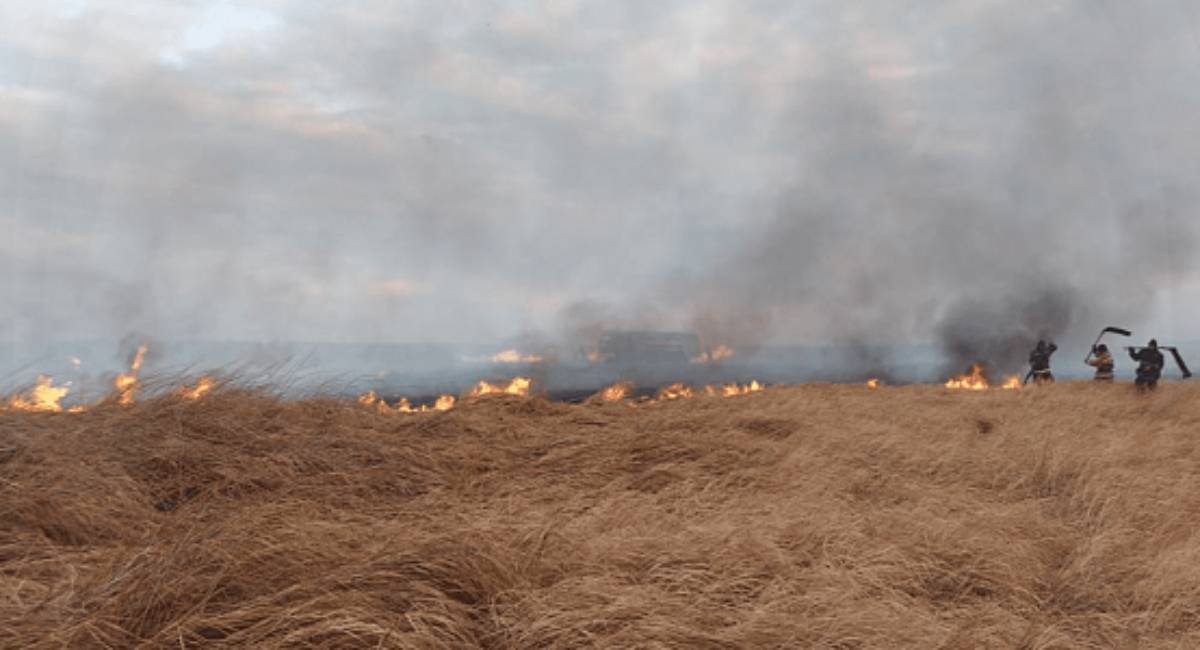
[3,382,1200,648]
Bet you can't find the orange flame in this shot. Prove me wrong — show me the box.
[357,390,391,414]
[1001,375,1022,390]
[179,377,216,400]
[405,395,458,413]
[692,344,735,364]
[656,383,695,400]
[597,382,632,402]
[359,391,457,414]
[715,380,764,397]
[866,378,881,388]
[2,375,70,412]
[945,363,990,391]
[470,377,532,398]
[114,344,148,405]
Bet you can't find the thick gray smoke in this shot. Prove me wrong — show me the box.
[936,285,1086,377]
[3,1,1199,385]
[627,1,1200,377]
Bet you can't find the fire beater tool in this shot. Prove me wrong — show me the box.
[1124,345,1192,379]
[1084,326,1133,363]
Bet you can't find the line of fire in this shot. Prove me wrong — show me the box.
[2,326,1187,415]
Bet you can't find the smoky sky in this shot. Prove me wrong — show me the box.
[3,0,1199,360]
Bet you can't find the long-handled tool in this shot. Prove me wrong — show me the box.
[1125,345,1192,379]
[1084,326,1132,363]
[1165,347,1192,379]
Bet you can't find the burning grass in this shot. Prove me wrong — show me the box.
[3,381,1200,647]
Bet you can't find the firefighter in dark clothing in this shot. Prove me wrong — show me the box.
[1086,344,1115,382]
[1028,340,1058,384]
[1130,339,1165,390]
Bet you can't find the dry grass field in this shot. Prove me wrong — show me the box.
[3,381,1200,648]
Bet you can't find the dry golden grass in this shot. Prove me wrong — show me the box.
[3,381,1200,648]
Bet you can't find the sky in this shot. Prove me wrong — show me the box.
[3,0,1199,352]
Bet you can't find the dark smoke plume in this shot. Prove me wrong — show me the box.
[936,285,1088,378]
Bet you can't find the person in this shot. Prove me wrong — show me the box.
[1129,339,1165,391]
[1028,340,1058,385]
[1086,343,1115,382]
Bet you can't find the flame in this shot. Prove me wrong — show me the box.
[179,377,216,400]
[399,395,458,413]
[866,378,881,388]
[653,380,762,402]
[491,349,544,364]
[2,375,70,412]
[470,377,532,398]
[656,383,695,400]
[360,390,458,414]
[357,390,390,414]
[943,364,1024,391]
[692,344,735,364]
[945,363,990,391]
[598,382,632,402]
[716,380,764,397]
[114,344,148,405]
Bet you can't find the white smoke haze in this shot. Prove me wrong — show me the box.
[3,1,1199,382]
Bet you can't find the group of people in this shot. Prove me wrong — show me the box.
[1028,339,1167,390]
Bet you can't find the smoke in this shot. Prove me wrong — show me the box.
[611,0,1200,378]
[3,1,1200,384]
[936,285,1087,377]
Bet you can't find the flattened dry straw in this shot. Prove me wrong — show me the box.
[3,381,1200,647]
